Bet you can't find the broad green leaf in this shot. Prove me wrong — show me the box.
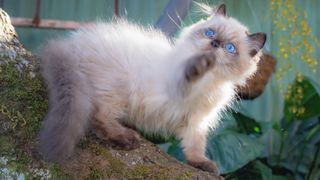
[260,128,282,157]
[308,78,320,95]
[305,124,320,142]
[206,131,264,173]
[233,112,262,136]
[212,112,239,134]
[157,142,170,152]
[167,139,185,162]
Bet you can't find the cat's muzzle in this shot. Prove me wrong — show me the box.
[211,40,220,48]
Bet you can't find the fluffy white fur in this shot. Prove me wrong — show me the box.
[38,4,266,174]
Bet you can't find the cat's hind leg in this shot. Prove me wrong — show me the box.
[92,102,140,150]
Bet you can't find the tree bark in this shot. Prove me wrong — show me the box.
[0,9,222,179]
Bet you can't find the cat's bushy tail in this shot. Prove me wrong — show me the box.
[38,40,93,162]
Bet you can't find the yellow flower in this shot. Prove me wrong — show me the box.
[291,106,297,114]
[298,107,305,115]
[297,73,304,82]
[282,10,288,16]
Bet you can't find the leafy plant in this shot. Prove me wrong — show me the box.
[260,76,319,179]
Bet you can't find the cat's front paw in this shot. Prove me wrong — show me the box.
[185,53,216,82]
[187,160,220,175]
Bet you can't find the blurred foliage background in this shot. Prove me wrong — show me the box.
[2,0,320,179]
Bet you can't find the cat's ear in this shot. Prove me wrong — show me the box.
[247,33,267,57]
[214,4,226,16]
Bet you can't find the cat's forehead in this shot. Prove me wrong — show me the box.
[206,16,248,38]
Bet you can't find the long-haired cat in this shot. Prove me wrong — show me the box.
[38,4,266,174]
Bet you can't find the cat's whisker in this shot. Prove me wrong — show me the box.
[193,0,212,15]
[167,12,182,31]
[186,13,195,26]
[175,10,186,28]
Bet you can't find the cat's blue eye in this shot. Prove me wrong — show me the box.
[225,43,236,54]
[205,28,215,38]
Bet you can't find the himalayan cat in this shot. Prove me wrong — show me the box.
[38,4,266,174]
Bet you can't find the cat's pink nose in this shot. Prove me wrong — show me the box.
[211,40,220,48]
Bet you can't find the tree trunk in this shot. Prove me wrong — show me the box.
[0,9,222,179]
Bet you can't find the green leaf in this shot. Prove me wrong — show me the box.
[305,124,320,142]
[206,131,264,173]
[284,76,320,127]
[166,139,185,162]
[308,78,320,95]
[233,112,262,136]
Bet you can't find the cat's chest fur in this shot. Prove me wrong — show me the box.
[126,77,235,135]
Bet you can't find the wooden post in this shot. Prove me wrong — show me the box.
[11,17,92,30]
[114,0,119,17]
